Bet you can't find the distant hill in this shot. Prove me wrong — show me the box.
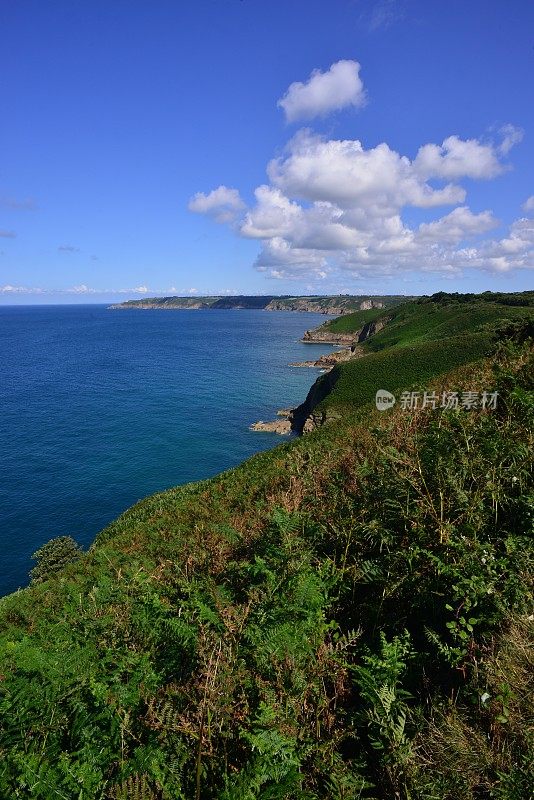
[109,294,412,314]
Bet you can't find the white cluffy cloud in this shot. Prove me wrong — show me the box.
[189,61,529,283]
[417,207,499,245]
[413,132,522,180]
[268,130,467,209]
[278,60,366,123]
[188,185,245,223]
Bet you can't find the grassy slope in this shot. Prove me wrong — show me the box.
[317,306,386,333]
[314,332,491,418]
[0,300,532,799]
[362,300,533,351]
[306,294,534,420]
[320,292,534,339]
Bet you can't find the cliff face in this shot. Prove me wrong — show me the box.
[266,298,385,314]
[356,316,389,342]
[301,315,391,346]
[293,316,392,431]
[289,367,341,433]
[301,329,356,345]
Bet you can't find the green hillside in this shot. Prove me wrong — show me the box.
[320,291,534,343]
[309,333,490,420]
[315,306,386,333]
[294,292,534,424]
[0,297,532,800]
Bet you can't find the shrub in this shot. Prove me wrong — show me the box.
[30,535,83,584]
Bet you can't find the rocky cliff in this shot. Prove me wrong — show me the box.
[290,317,391,431]
[288,368,342,433]
[301,315,390,345]
[300,329,356,345]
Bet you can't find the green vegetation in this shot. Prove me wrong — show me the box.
[363,296,533,353]
[110,294,410,312]
[300,292,534,423]
[311,332,491,420]
[316,306,385,333]
[321,291,534,341]
[0,294,532,799]
[29,535,83,585]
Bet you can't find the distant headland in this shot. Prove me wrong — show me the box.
[108,294,411,314]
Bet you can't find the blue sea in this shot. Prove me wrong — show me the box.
[0,305,336,596]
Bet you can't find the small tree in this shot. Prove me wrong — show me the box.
[30,536,83,584]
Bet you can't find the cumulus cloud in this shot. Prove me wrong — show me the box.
[0,229,16,238]
[417,207,499,245]
[192,123,530,277]
[240,186,303,240]
[268,130,466,210]
[189,59,528,282]
[415,136,506,180]
[277,60,366,123]
[0,284,163,296]
[188,185,245,223]
[254,237,328,280]
[63,284,152,294]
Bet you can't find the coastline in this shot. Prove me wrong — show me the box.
[249,320,361,436]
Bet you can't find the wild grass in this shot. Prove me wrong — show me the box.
[314,331,492,417]
[0,330,531,799]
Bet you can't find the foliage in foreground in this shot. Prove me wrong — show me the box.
[0,340,532,799]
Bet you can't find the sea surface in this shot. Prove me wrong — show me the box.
[0,305,336,596]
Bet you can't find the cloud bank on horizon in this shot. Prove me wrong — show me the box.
[190,59,533,284]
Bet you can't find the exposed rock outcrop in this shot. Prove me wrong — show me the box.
[302,315,391,346]
[359,299,384,310]
[289,347,359,369]
[357,317,390,342]
[249,419,291,434]
[301,330,356,345]
[288,368,341,434]
[255,307,392,437]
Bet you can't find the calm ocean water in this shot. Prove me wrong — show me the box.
[0,305,335,596]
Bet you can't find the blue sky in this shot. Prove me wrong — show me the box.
[1,0,533,303]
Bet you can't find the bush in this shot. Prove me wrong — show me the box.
[30,535,83,584]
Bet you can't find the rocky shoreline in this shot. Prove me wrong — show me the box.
[249,313,392,435]
[249,317,382,435]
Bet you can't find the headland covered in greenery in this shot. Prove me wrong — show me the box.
[109,294,409,314]
[0,291,532,799]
